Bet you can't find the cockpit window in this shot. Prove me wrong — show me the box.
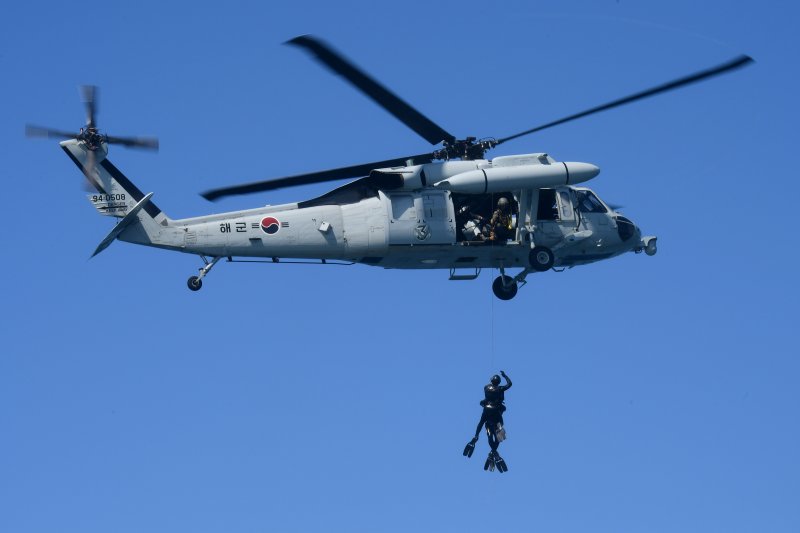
[576,190,607,213]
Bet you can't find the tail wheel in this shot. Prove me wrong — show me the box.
[492,275,518,300]
[529,246,554,272]
[187,276,203,291]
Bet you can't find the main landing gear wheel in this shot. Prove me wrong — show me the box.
[186,256,223,291]
[187,275,202,291]
[529,246,555,272]
[492,275,518,300]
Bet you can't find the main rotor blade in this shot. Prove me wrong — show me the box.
[497,55,754,145]
[25,124,76,140]
[201,152,433,201]
[80,85,97,129]
[105,134,159,150]
[287,35,456,146]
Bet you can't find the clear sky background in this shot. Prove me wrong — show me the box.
[1,1,798,532]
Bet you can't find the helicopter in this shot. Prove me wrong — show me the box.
[26,36,752,299]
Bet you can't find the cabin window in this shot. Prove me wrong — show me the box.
[576,190,607,213]
[390,194,416,220]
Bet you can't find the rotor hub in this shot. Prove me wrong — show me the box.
[434,137,498,161]
[78,127,105,150]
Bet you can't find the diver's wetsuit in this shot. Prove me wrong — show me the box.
[474,373,512,451]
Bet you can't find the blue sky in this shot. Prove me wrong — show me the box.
[2,1,798,532]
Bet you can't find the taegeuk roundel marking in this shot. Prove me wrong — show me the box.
[261,216,280,235]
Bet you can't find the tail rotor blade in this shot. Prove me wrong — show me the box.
[85,148,96,181]
[25,124,76,140]
[105,135,159,150]
[80,85,98,129]
[71,148,99,192]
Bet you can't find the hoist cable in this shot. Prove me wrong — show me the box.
[490,268,495,372]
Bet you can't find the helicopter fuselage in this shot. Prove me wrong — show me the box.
[67,140,655,273]
[153,185,648,271]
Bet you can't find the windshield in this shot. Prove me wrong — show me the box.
[575,190,607,213]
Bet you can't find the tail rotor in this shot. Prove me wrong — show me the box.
[25,85,159,184]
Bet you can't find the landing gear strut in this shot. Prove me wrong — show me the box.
[187,256,222,291]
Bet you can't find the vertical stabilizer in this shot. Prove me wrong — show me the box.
[60,139,168,226]
[61,139,178,253]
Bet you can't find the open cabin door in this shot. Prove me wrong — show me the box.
[533,187,577,246]
[556,187,576,226]
[535,188,561,244]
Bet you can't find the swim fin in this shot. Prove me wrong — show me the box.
[463,437,477,458]
[484,452,496,472]
[494,451,508,473]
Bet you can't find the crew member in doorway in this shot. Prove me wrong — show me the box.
[463,370,512,473]
[488,197,513,242]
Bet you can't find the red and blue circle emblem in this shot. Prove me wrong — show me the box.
[261,216,280,235]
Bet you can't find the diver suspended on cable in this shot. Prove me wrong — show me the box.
[463,370,512,473]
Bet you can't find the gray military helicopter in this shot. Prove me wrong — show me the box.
[27,36,752,299]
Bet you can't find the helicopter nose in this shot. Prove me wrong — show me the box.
[564,162,600,184]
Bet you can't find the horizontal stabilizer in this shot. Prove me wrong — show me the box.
[91,192,153,257]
